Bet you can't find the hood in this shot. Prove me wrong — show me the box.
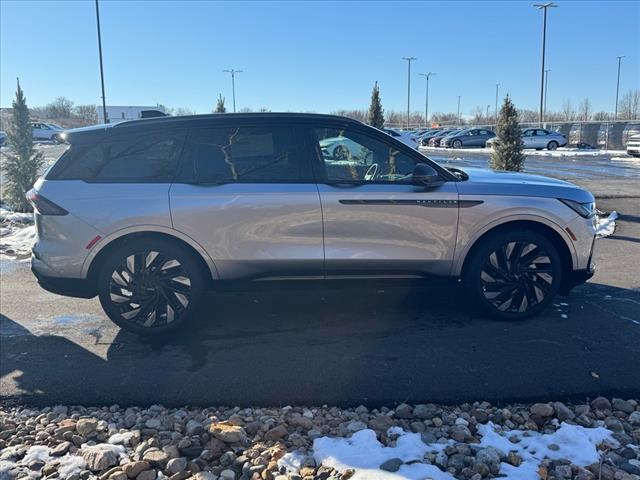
[455,167,594,203]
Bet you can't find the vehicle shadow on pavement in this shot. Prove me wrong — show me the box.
[2,280,639,407]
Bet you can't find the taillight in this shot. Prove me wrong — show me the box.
[26,189,68,216]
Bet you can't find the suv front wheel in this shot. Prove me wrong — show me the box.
[464,229,562,320]
[97,238,204,335]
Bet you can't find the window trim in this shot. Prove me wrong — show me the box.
[308,124,455,186]
[173,123,316,185]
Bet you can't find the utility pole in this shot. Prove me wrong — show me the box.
[419,72,435,128]
[457,96,461,125]
[544,69,550,125]
[615,55,625,119]
[495,83,500,124]
[486,105,490,122]
[534,2,557,127]
[95,0,108,123]
[402,57,417,128]
[223,69,243,113]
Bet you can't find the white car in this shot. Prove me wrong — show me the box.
[31,122,65,142]
[627,134,640,157]
[318,136,369,160]
[384,128,418,149]
[487,128,567,150]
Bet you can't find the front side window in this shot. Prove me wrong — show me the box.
[50,130,185,182]
[177,126,310,183]
[314,127,419,183]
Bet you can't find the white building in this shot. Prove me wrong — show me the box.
[96,105,166,124]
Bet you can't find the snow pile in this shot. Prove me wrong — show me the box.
[3,445,87,479]
[0,204,36,264]
[596,211,618,237]
[288,423,618,480]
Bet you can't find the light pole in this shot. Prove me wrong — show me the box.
[534,2,557,126]
[486,105,491,122]
[543,69,550,124]
[615,55,625,119]
[494,83,500,124]
[95,0,108,123]
[457,96,461,125]
[223,69,243,113]
[402,57,417,128]
[418,72,435,128]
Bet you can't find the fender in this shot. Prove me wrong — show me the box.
[451,213,578,277]
[80,224,220,280]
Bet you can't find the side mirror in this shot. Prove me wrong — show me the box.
[412,163,444,188]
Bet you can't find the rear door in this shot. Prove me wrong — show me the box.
[169,123,323,280]
[310,124,460,277]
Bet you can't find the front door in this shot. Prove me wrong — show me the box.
[170,124,323,280]
[310,125,460,277]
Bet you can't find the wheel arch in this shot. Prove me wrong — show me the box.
[83,227,219,287]
[457,219,575,290]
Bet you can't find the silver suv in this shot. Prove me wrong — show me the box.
[29,113,597,335]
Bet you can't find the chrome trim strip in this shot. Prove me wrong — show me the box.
[338,199,483,208]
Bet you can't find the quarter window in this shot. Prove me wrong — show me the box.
[314,127,418,183]
[177,126,310,183]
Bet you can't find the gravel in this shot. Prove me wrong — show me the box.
[1,399,639,480]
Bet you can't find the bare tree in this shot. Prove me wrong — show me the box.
[562,99,576,121]
[593,111,610,121]
[45,97,74,118]
[579,98,592,121]
[73,104,98,123]
[332,109,367,122]
[618,89,640,120]
[173,107,196,116]
[519,109,538,123]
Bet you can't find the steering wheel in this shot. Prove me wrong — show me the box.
[364,163,379,181]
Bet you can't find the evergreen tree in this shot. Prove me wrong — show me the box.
[490,95,524,172]
[367,81,384,129]
[1,79,44,212]
[214,94,226,113]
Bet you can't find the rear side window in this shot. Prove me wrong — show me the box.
[48,130,185,182]
[176,126,311,183]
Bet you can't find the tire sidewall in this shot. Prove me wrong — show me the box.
[464,229,563,320]
[548,141,558,150]
[97,238,205,335]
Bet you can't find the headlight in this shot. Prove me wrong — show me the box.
[559,199,596,218]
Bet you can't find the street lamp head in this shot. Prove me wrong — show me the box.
[533,2,557,8]
[402,57,417,61]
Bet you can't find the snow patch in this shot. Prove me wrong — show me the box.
[304,423,616,480]
[596,211,618,237]
[277,451,308,472]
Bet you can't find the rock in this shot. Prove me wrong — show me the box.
[145,419,161,429]
[136,471,156,480]
[447,453,466,471]
[604,417,625,432]
[123,461,150,478]
[620,461,640,475]
[289,415,313,430]
[530,403,554,417]
[413,404,438,420]
[193,473,216,480]
[507,452,522,467]
[470,409,489,423]
[264,425,288,441]
[210,422,247,444]
[82,444,123,471]
[421,432,437,445]
[379,458,403,472]
[591,397,612,411]
[612,398,634,414]
[166,457,187,475]
[368,416,394,431]
[449,425,472,442]
[553,402,575,422]
[50,441,72,456]
[142,449,170,468]
[109,473,128,480]
[475,447,502,468]
[472,462,490,477]
[346,421,367,433]
[555,464,573,478]
[220,469,236,480]
[185,420,203,436]
[76,419,99,436]
[629,411,640,426]
[394,404,413,419]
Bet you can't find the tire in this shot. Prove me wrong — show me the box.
[464,229,562,320]
[51,134,62,144]
[97,237,205,335]
[547,141,559,150]
[452,139,463,149]
[333,144,349,160]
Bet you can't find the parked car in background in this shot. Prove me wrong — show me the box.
[29,113,598,334]
[487,128,566,150]
[0,131,6,146]
[627,134,640,157]
[319,136,367,160]
[441,128,495,148]
[428,129,460,147]
[31,122,65,142]
[384,128,418,148]
[418,129,446,146]
[568,123,600,148]
[622,122,640,148]
[597,122,627,150]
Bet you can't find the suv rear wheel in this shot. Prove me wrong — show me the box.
[464,229,562,320]
[97,238,204,335]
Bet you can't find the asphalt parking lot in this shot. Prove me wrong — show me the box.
[1,198,639,408]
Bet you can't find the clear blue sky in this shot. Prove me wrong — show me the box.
[1,0,639,116]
